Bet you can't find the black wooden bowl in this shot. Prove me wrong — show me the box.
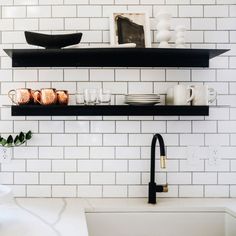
[25,31,83,49]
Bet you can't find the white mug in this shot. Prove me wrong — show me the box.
[173,85,194,105]
[166,87,174,105]
[191,85,216,105]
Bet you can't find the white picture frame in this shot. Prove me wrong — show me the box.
[110,11,151,48]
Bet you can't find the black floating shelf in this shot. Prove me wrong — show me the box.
[4,48,228,68]
[11,105,209,116]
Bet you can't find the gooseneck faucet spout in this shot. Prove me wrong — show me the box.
[148,133,168,204]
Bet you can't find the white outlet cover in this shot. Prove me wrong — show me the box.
[0,147,12,163]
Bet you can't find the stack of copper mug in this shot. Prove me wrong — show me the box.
[8,88,69,105]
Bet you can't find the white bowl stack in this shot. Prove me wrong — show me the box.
[125,94,160,105]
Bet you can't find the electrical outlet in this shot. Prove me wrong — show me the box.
[186,146,200,164]
[0,147,12,163]
[208,146,220,166]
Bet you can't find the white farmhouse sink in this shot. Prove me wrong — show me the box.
[0,185,13,204]
[86,211,236,236]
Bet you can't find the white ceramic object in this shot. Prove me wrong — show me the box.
[0,147,12,163]
[166,87,174,105]
[175,25,186,48]
[173,85,195,105]
[0,185,13,204]
[191,85,217,105]
[156,12,172,48]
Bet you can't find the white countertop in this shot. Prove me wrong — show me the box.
[1,198,236,236]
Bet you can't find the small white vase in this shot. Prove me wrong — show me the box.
[0,147,12,163]
[175,25,186,48]
[156,11,172,48]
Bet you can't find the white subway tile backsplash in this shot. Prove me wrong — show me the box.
[52,186,76,197]
[2,6,26,18]
[27,160,51,172]
[52,6,76,17]
[65,173,89,184]
[52,134,77,146]
[103,160,127,172]
[27,6,51,18]
[103,134,127,146]
[179,186,203,197]
[0,0,235,199]
[167,173,192,184]
[91,173,115,184]
[14,173,38,184]
[27,186,51,197]
[52,160,76,172]
[205,185,229,197]
[40,173,64,185]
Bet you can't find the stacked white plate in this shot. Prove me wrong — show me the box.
[125,94,160,105]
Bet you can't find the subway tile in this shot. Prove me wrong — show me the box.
[116,121,140,133]
[179,6,203,17]
[78,186,102,197]
[167,173,192,184]
[141,121,166,133]
[64,147,89,159]
[27,186,51,197]
[179,186,203,197]
[27,6,51,18]
[52,160,76,172]
[91,121,115,133]
[65,173,89,184]
[193,173,217,184]
[78,134,102,146]
[103,160,127,172]
[39,18,64,30]
[52,186,76,197]
[116,69,140,82]
[204,5,228,17]
[91,173,115,184]
[78,160,102,171]
[14,173,38,184]
[116,173,140,185]
[90,147,114,159]
[40,173,64,185]
[78,6,102,17]
[2,6,26,18]
[167,121,191,133]
[39,147,64,159]
[205,185,229,197]
[52,6,76,17]
[103,134,127,146]
[27,160,51,172]
[103,186,127,197]
[65,121,89,133]
[52,134,77,146]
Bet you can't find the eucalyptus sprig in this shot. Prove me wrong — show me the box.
[0,131,32,147]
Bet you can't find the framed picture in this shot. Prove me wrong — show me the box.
[110,11,151,48]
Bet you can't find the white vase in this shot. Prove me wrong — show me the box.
[0,147,12,163]
[156,11,172,48]
[175,25,186,48]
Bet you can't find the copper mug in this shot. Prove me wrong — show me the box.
[31,90,41,104]
[56,90,69,105]
[35,88,57,105]
[8,88,32,105]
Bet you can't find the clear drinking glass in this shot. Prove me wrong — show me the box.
[98,89,111,105]
[84,89,97,105]
[76,93,84,105]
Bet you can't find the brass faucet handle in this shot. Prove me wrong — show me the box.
[160,155,166,169]
[163,183,168,192]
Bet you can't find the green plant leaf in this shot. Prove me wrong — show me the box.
[14,135,20,145]
[1,138,7,146]
[19,132,25,142]
[26,131,32,140]
[7,135,13,144]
